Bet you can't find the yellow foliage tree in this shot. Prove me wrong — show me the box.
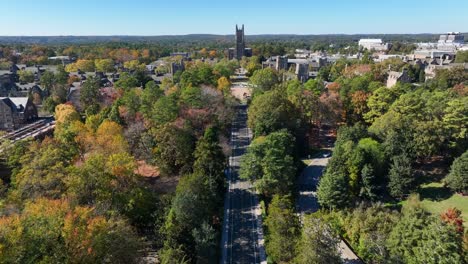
[217,76,231,94]
[124,60,145,71]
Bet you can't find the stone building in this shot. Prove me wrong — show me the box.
[386,70,411,88]
[0,97,37,130]
[296,64,309,83]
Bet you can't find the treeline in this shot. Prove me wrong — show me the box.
[1,32,453,67]
[0,59,239,263]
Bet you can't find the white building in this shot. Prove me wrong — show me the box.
[437,32,465,50]
[358,39,390,51]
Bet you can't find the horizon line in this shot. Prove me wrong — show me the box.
[0,32,466,38]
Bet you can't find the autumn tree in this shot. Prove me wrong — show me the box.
[0,198,141,263]
[95,58,115,72]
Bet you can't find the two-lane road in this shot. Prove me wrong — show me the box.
[221,104,266,264]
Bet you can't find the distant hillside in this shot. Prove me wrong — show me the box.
[0,33,465,45]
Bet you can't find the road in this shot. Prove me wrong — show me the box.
[221,104,266,264]
[296,151,363,264]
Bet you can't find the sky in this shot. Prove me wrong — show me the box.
[1,0,467,36]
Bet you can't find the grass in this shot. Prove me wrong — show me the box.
[417,182,468,227]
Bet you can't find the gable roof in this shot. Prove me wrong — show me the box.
[0,97,30,113]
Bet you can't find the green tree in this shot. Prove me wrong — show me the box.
[80,76,101,115]
[192,221,218,263]
[342,204,399,263]
[387,195,464,264]
[240,130,297,196]
[40,71,55,93]
[9,139,70,201]
[153,124,194,176]
[317,170,350,209]
[445,150,468,193]
[295,215,342,264]
[249,68,279,93]
[388,153,414,199]
[19,70,34,83]
[95,58,115,72]
[149,95,179,127]
[114,72,140,90]
[247,90,299,137]
[363,86,399,124]
[455,50,468,63]
[180,86,204,109]
[193,127,226,198]
[265,195,300,263]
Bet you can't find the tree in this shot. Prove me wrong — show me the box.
[180,86,204,109]
[445,150,468,193]
[193,127,226,198]
[245,56,261,76]
[147,95,179,126]
[65,59,95,72]
[40,71,55,93]
[80,76,101,115]
[249,68,279,93]
[66,152,138,209]
[19,70,34,83]
[265,195,300,263]
[388,153,414,199]
[153,124,195,176]
[455,50,468,63]
[0,198,141,264]
[342,204,399,263]
[295,215,342,264]
[240,130,297,196]
[9,138,70,201]
[54,103,81,146]
[363,86,398,124]
[217,76,230,94]
[95,58,115,72]
[317,170,350,209]
[140,81,164,117]
[192,221,218,263]
[247,90,299,137]
[387,195,464,264]
[124,60,146,71]
[114,72,140,90]
[443,97,468,151]
[441,207,464,234]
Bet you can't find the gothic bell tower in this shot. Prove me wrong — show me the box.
[235,24,245,60]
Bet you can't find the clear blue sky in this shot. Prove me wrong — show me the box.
[1,0,467,35]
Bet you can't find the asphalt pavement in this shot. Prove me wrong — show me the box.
[221,104,266,264]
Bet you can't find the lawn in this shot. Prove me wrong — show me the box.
[418,182,468,226]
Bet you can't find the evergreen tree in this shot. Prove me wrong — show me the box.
[388,153,414,199]
[265,195,300,263]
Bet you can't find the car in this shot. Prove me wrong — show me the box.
[323,153,331,158]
